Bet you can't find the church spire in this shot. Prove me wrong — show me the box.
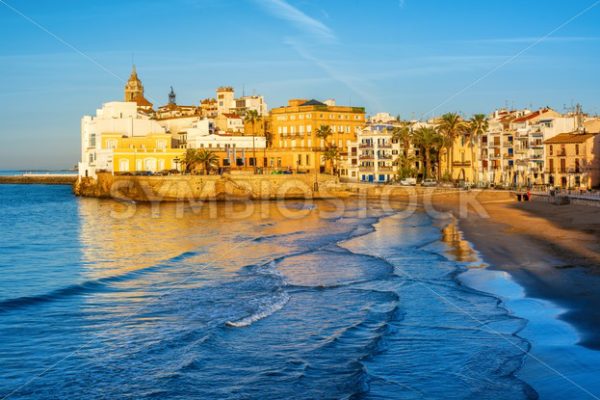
[123,65,153,109]
[168,86,176,105]
[124,65,143,102]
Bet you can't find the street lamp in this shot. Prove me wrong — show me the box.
[174,157,181,174]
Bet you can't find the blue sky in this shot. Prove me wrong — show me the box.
[1,0,599,169]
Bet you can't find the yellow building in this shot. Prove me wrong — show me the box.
[545,131,600,189]
[101,133,184,173]
[440,135,478,183]
[269,99,366,172]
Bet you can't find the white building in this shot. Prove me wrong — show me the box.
[78,102,167,178]
[347,124,402,183]
[369,112,397,124]
[185,121,266,151]
[215,86,267,116]
[479,108,578,186]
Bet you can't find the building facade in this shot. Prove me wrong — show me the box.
[269,99,366,175]
[544,120,600,189]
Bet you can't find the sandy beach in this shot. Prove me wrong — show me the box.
[430,190,600,350]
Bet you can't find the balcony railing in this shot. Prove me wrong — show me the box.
[452,161,471,167]
[359,144,373,149]
[378,144,392,149]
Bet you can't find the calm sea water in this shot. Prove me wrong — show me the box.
[0,184,596,399]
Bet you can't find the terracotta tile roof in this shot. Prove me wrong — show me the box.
[512,108,552,123]
[544,132,597,144]
[134,94,153,107]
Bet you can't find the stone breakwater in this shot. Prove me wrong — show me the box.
[0,175,77,185]
[74,173,348,201]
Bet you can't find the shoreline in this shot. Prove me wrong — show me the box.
[431,191,600,351]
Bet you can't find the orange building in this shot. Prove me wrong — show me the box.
[269,99,366,172]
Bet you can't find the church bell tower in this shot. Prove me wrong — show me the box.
[124,65,144,102]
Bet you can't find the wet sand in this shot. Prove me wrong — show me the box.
[429,190,600,350]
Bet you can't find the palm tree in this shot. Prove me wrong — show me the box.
[390,122,412,177]
[182,149,199,174]
[244,110,260,173]
[196,149,219,175]
[412,127,443,179]
[437,113,467,181]
[314,125,333,173]
[322,145,340,175]
[467,114,488,184]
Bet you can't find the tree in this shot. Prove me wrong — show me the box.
[244,110,260,172]
[437,113,467,180]
[467,114,488,184]
[322,145,341,175]
[314,125,333,173]
[390,122,413,177]
[412,127,443,179]
[196,149,219,175]
[182,149,199,173]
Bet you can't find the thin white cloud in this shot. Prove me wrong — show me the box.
[284,38,383,111]
[253,0,336,43]
[463,36,600,44]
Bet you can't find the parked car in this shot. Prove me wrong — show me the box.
[421,179,438,187]
[399,177,417,186]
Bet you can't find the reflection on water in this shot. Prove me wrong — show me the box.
[441,221,480,264]
[0,185,538,399]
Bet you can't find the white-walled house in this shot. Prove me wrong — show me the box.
[78,101,167,178]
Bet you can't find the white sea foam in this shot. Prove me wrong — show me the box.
[226,292,290,328]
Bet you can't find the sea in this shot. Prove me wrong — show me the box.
[1,183,599,399]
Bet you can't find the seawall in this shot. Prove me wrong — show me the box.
[73,173,346,201]
[73,173,500,204]
[0,175,77,185]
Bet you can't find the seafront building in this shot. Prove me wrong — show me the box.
[348,124,401,183]
[78,102,183,178]
[478,108,579,186]
[268,98,366,175]
[544,119,600,189]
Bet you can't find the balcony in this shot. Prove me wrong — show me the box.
[378,143,392,149]
[503,154,514,159]
[378,166,394,172]
[359,144,373,149]
[359,155,374,160]
[452,161,471,167]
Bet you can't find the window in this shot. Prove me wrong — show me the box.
[89,133,96,147]
[549,145,553,156]
[575,144,580,155]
